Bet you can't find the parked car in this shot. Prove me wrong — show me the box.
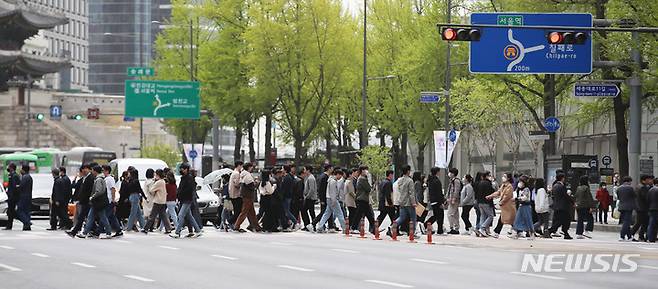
[0,185,8,226]
[30,174,54,216]
[195,177,220,226]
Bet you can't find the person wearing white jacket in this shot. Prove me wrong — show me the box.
[532,178,551,237]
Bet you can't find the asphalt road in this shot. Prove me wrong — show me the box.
[0,219,657,289]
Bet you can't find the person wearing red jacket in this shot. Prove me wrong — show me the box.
[596,182,611,224]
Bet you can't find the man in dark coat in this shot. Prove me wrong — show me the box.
[427,167,446,234]
[3,163,20,230]
[49,168,72,230]
[16,165,33,231]
[547,173,574,239]
[631,175,653,241]
[617,176,638,241]
[67,164,94,237]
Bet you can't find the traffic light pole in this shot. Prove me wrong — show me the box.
[443,0,451,189]
[25,75,32,147]
[628,31,642,182]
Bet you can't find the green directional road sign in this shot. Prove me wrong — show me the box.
[127,67,155,77]
[125,80,200,119]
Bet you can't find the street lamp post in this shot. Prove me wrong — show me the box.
[361,0,368,149]
[103,30,144,157]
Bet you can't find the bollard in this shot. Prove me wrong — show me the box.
[358,218,367,239]
[373,220,382,240]
[426,222,434,245]
[345,218,351,237]
[408,221,416,243]
[391,223,399,241]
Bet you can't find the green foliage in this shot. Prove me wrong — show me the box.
[141,143,181,168]
[357,145,391,179]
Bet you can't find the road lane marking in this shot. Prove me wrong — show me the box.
[158,245,180,250]
[510,272,565,280]
[364,280,414,288]
[115,240,132,244]
[71,262,96,268]
[331,248,359,254]
[639,246,658,250]
[0,245,15,250]
[640,265,658,270]
[31,253,49,258]
[124,275,155,282]
[0,263,22,272]
[270,242,293,246]
[410,258,448,265]
[277,265,314,272]
[211,255,238,260]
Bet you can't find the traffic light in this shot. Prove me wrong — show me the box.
[68,114,83,120]
[441,27,481,41]
[28,113,45,121]
[547,31,587,44]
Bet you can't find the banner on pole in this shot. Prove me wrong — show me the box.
[183,144,203,172]
[434,130,461,168]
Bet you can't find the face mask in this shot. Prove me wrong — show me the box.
[448,173,454,178]
[602,186,606,189]
[518,182,525,189]
[502,176,508,183]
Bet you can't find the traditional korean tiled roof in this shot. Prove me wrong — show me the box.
[0,49,70,77]
[0,0,68,29]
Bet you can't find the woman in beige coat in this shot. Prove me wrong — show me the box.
[142,169,172,233]
[486,172,516,238]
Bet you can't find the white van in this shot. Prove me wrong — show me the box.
[109,158,168,181]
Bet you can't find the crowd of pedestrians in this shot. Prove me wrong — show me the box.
[3,160,658,244]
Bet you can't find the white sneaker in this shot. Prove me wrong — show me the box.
[461,229,472,235]
[618,237,627,242]
[305,224,314,232]
[576,234,585,239]
[492,232,499,238]
[583,231,593,239]
[192,232,202,238]
[76,233,87,239]
[100,234,112,239]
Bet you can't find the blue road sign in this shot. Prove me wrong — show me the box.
[449,129,457,142]
[470,13,593,74]
[544,117,561,133]
[574,82,620,98]
[420,92,441,103]
[49,105,62,120]
[189,150,198,159]
[123,116,135,122]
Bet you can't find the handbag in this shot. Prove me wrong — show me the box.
[223,199,234,211]
[415,203,426,217]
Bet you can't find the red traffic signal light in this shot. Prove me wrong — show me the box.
[442,28,457,40]
[547,31,588,44]
[441,27,481,41]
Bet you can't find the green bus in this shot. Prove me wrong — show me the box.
[0,153,38,183]
[29,148,64,174]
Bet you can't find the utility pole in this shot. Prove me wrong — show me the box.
[628,30,642,182]
[25,75,32,147]
[138,3,144,158]
[443,0,452,188]
[360,0,368,150]
[212,116,220,173]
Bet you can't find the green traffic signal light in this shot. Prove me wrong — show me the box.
[35,113,44,121]
[74,114,83,121]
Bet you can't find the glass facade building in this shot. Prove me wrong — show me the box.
[88,0,171,95]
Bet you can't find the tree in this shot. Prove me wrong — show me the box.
[152,0,213,144]
[246,0,359,164]
[141,143,181,168]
